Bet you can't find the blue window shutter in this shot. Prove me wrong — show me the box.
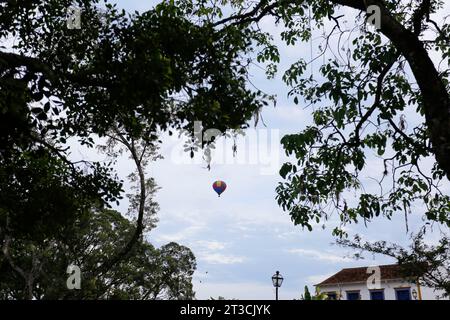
[396,289,411,300]
[347,292,360,300]
[370,290,385,300]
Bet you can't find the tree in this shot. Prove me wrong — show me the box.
[300,285,328,300]
[301,285,312,300]
[0,0,266,298]
[2,0,449,299]
[209,296,234,300]
[0,208,196,300]
[337,230,450,298]
[184,0,449,296]
[182,0,450,234]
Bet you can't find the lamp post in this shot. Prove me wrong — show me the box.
[271,271,284,300]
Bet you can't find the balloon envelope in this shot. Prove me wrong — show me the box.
[212,180,227,196]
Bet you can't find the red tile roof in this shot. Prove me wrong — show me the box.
[316,264,408,286]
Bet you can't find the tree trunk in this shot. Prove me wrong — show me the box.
[331,0,450,179]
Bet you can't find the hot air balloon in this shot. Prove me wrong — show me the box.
[212,180,227,197]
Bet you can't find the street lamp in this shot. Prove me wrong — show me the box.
[412,289,418,300]
[271,271,284,300]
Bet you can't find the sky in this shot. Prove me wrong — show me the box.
[97,0,450,300]
[2,0,447,300]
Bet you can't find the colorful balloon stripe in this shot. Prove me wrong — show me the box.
[212,180,227,196]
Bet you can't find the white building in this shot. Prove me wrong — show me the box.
[314,264,446,300]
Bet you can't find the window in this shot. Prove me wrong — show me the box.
[346,291,360,300]
[326,292,337,300]
[370,290,385,300]
[395,288,411,301]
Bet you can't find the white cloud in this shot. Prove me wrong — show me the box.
[196,240,228,251]
[191,240,246,265]
[305,273,334,286]
[267,104,308,123]
[155,224,205,243]
[286,248,353,263]
[198,253,246,265]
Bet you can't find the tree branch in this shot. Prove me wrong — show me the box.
[95,129,147,276]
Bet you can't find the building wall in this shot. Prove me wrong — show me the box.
[318,280,447,300]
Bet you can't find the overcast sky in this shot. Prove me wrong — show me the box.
[98,0,450,300]
[6,0,441,300]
